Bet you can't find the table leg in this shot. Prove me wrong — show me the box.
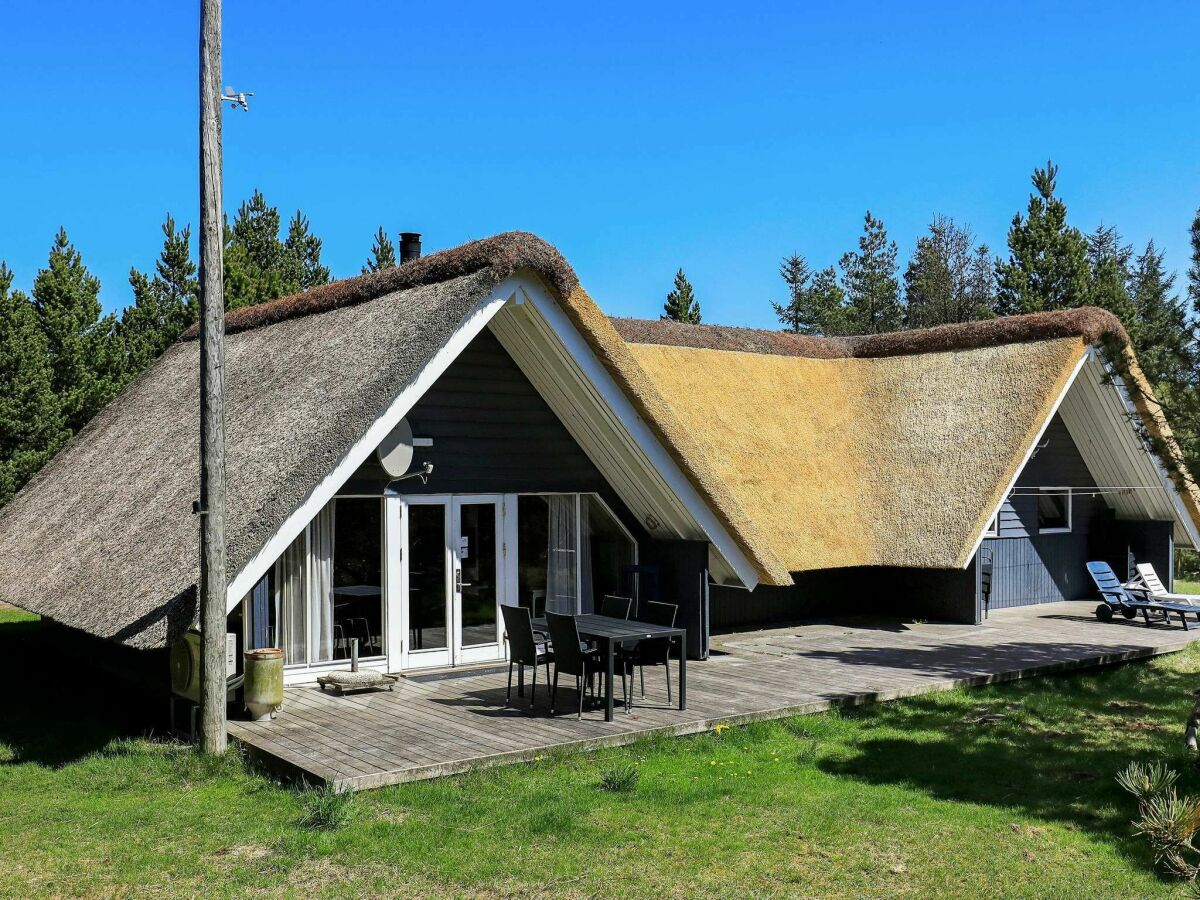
[605,639,615,722]
[678,636,687,710]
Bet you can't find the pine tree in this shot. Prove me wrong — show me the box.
[31,228,121,432]
[1189,208,1200,320]
[772,254,814,333]
[362,227,398,273]
[663,268,701,323]
[119,214,199,377]
[1127,240,1192,392]
[904,215,996,328]
[0,263,68,505]
[839,211,903,334]
[284,211,331,289]
[995,161,1091,314]
[808,267,849,335]
[223,190,331,309]
[1085,225,1138,329]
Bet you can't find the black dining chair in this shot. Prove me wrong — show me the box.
[620,601,679,705]
[598,594,632,620]
[546,612,612,719]
[501,604,552,708]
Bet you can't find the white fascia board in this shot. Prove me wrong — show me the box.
[1102,351,1200,549]
[225,280,520,609]
[517,278,761,590]
[961,348,1090,568]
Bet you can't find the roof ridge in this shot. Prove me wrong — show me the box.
[610,307,1130,359]
[180,231,579,340]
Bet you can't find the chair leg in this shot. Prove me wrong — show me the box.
[577,675,584,720]
[551,670,558,714]
[507,661,513,702]
[531,661,538,707]
[665,659,672,705]
[640,665,646,699]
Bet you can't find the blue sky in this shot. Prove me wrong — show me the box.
[3,2,1198,327]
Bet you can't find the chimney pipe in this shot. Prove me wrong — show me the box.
[399,232,422,263]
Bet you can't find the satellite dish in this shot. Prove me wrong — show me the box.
[377,418,415,477]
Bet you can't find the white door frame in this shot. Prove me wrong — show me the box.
[392,493,507,671]
[452,495,505,665]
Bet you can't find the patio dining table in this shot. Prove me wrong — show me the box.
[533,614,687,722]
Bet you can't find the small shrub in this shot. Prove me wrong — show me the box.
[297,784,354,831]
[1117,761,1200,880]
[598,765,639,793]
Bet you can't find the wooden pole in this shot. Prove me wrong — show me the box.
[198,0,228,754]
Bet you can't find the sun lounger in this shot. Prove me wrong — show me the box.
[1133,562,1200,606]
[1086,560,1200,630]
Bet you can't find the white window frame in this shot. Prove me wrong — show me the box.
[983,515,999,538]
[1037,487,1073,534]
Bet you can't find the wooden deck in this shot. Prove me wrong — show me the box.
[228,601,1197,791]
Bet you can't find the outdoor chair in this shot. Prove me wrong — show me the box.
[546,612,613,719]
[1133,563,1200,606]
[619,600,679,707]
[501,604,553,708]
[1087,561,1199,629]
[598,594,632,619]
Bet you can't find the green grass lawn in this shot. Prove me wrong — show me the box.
[1178,579,1200,594]
[3,605,1200,898]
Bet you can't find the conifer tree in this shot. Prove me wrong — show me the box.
[995,161,1091,314]
[362,227,397,273]
[120,214,199,376]
[663,268,701,323]
[903,215,996,327]
[1189,208,1200,319]
[31,228,121,432]
[1085,225,1137,329]
[772,255,849,335]
[0,263,68,505]
[1127,240,1192,393]
[223,190,331,309]
[839,211,903,334]
[284,211,331,289]
[809,267,849,335]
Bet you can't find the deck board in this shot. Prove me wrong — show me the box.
[228,602,1198,791]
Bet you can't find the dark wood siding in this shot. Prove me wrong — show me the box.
[980,414,1147,608]
[340,328,646,541]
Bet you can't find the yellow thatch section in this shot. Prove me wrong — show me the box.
[621,336,1088,575]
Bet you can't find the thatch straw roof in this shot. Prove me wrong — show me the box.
[0,227,1193,647]
[0,234,570,648]
[608,313,1200,575]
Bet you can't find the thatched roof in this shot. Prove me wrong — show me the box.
[0,227,1193,647]
[0,233,569,648]
[608,312,1200,575]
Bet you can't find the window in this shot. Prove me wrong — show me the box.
[983,515,999,538]
[516,493,637,616]
[1037,488,1072,533]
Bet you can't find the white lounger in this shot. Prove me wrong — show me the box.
[1135,563,1200,606]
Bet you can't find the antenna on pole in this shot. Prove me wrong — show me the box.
[198,0,229,755]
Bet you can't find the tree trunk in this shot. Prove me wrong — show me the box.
[1185,690,1200,752]
[198,0,228,755]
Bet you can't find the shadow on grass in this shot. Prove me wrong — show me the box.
[817,654,1200,867]
[0,615,167,767]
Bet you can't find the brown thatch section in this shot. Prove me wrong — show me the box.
[181,231,578,339]
[611,307,1130,360]
[621,337,1090,572]
[0,270,499,647]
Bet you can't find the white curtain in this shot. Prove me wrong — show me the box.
[309,503,336,661]
[545,495,579,614]
[579,497,593,612]
[276,533,307,665]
